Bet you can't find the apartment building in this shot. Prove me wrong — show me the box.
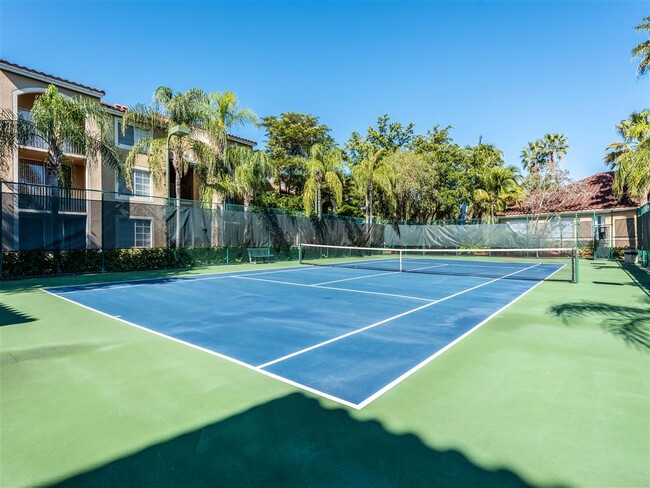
[0,59,256,251]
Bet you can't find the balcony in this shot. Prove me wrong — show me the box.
[17,109,85,156]
[16,182,87,213]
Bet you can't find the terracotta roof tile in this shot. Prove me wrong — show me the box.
[501,171,639,216]
[0,59,105,96]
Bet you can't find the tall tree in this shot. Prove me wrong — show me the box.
[225,146,271,210]
[120,87,223,202]
[207,90,258,165]
[543,133,569,169]
[411,125,471,220]
[260,113,334,194]
[351,146,392,223]
[303,144,344,218]
[605,110,650,204]
[632,16,650,77]
[345,115,415,221]
[473,165,525,222]
[521,140,545,173]
[384,150,434,222]
[0,84,122,181]
[0,84,122,252]
[346,114,414,166]
[521,133,570,191]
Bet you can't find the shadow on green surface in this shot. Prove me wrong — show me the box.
[549,297,650,351]
[0,302,35,327]
[0,342,110,365]
[618,262,650,297]
[53,393,535,488]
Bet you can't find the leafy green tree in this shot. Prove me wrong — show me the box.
[260,113,334,194]
[411,126,465,220]
[0,84,121,181]
[605,110,650,204]
[473,165,525,222]
[383,150,434,222]
[303,144,344,218]
[346,114,414,166]
[345,115,415,221]
[120,87,223,202]
[632,16,650,77]
[224,146,271,210]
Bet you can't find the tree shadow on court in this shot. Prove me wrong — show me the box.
[617,261,650,297]
[53,393,537,488]
[0,265,233,294]
[548,297,650,351]
[0,302,35,327]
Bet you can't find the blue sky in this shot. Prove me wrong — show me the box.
[1,0,648,179]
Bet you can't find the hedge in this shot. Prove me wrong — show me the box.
[1,246,297,279]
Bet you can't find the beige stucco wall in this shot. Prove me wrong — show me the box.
[501,209,639,248]
[1,67,103,184]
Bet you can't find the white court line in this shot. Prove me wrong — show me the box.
[312,270,399,286]
[356,263,566,409]
[43,261,563,410]
[256,263,542,369]
[50,264,319,294]
[40,288,361,410]
[231,275,434,302]
[312,262,448,285]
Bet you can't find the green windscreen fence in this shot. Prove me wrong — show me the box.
[1,181,588,279]
[638,203,650,268]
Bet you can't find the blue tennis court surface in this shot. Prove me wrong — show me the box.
[46,260,563,408]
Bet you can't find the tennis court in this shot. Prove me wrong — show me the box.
[46,246,570,408]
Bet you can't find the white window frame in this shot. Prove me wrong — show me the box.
[115,117,151,149]
[117,217,153,249]
[115,168,153,201]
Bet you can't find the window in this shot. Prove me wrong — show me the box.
[117,218,152,248]
[117,169,151,198]
[18,159,58,186]
[116,120,150,148]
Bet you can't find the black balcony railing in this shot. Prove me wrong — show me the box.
[16,182,87,213]
[17,109,85,156]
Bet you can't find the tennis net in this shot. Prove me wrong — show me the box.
[299,244,578,283]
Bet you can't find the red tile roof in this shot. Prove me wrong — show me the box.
[501,171,639,216]
[1,58,256,146]
[0,59,105,96]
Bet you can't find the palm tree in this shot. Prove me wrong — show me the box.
[543,133,569,169]
[225,146,271,210]
[303,144,344,218]
[605,111,650,204]
[521,140,545,173]
[0,84,122,256]
[120,87,223,203]
[352,148,392,223]
[632,16,650,77]
[473,165,524,222]
[207,91,258,165]
[0,84,122,181]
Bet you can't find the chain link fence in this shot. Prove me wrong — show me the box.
[638,203,650,268]
[1,181,640,279]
